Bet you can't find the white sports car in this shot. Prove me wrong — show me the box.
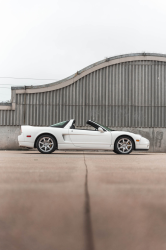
[18,119,150,154]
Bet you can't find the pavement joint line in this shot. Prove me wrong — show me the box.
[83,151,95,250]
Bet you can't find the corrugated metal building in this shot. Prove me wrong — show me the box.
[0,53,166,151]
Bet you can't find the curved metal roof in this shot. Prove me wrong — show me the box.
[12,52,166,93]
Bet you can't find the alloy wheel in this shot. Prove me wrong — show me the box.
[38,137,54,153]
[117,138,132,154]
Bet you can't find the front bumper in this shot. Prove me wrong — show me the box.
[135,137,150,150]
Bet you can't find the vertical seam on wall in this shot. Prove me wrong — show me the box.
[24,86,26,125]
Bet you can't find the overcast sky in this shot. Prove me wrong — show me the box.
[0,0,166,101]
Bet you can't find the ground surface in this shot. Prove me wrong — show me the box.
[0,151,166,250]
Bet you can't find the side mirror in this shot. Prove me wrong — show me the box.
[98,127,104,133]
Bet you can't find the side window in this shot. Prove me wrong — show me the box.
[50,120,69,128]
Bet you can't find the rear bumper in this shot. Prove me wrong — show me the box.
[18,134,34,148]
[18,141,34,148]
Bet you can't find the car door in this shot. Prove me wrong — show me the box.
[69,128,111,149]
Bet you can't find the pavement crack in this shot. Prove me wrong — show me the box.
[83,152,95,250]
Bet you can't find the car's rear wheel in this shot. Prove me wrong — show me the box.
[114,136,133,154]
[36,134,57,154]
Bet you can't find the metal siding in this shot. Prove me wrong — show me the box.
[1,60,166,127]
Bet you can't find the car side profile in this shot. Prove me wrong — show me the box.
[18,119,150,154]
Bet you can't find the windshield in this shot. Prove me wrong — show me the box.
[95,122,113,131]
[50,120,69,128]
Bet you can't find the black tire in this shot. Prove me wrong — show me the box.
[114,136,134,154]
[36,134,57,154]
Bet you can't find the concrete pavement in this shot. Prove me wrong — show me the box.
[0,151,166,250]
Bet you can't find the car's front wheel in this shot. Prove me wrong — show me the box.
[36,134,57,154]
[114,136,133,154]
